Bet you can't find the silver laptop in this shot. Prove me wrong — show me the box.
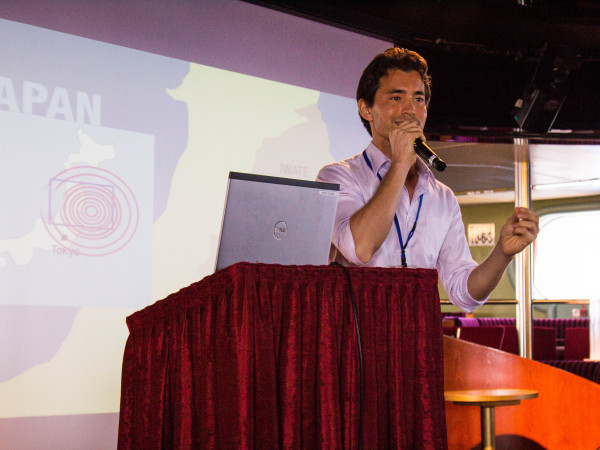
[215,172,339,271]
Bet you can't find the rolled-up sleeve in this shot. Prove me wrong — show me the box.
[435,194,487,312]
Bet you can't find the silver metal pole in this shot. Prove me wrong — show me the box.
[514,138,533,359]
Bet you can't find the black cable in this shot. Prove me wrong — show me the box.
[330,262,364,450]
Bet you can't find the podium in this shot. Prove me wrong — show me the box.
[118,263,447,449]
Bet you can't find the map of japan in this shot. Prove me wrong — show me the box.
[0,111,154,308]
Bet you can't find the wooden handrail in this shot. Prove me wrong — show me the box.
[444,336,600,448]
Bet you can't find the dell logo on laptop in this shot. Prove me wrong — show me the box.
[274,221,287,240]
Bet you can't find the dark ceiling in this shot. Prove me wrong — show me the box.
[245,0,600,136]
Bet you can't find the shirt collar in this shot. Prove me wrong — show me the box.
[364,141,388,175]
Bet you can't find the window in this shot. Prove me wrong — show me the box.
[534,209,600,300]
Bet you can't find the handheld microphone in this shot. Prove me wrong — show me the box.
[414,138,446,172]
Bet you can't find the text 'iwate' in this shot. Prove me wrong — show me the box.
[0,76,101,126]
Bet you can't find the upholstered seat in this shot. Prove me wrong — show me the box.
[533,327,557,360]
[564,327,590,360]
[458,326,505,349]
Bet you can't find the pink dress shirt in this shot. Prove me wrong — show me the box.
[317,142,486,312]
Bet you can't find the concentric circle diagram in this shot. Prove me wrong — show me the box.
[42,166,139,256]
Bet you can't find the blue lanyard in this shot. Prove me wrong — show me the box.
[362,150,423,268]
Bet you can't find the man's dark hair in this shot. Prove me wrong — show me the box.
[356,47,432,135]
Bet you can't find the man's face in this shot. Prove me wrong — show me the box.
[361,69,428,145]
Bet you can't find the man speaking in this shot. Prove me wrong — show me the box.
[317,47,539,313]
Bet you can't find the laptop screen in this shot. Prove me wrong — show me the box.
[215,172,339,271]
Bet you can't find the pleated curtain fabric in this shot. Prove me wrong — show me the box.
[118,263,447,449]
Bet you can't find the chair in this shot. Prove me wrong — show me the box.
[500,326,519,355]
[533,327,557,360]
[564,327,590,360]
[443,326,458,337]
[542,360,600,384]
[533,318,589,346]
[478,317,516,327]
[458,326,505,349]
[456,317,480,327]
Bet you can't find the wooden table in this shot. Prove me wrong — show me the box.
[444,389,538,450]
